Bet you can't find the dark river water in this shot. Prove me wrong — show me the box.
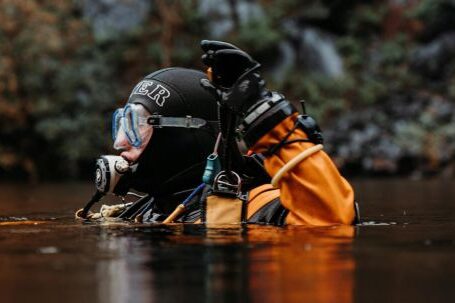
[1,179,455,303]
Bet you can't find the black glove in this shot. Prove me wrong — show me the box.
[200,40,267,116]
[200,40,297,148]
[201,40,259,88]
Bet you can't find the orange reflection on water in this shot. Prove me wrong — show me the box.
[247,225,355,303]
[0,220,49,226]
[163,224,355,303]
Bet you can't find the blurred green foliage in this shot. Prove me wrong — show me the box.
[0,0,453,180]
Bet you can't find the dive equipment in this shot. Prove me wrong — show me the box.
[113,103,154,150]
[204,194,244,224]
[95,155,132,195]
[202,133,222,185]
[199,41,270,225]
[238,94,323,150]
[295,100,323,145]
[263,111,324,157]
[198,107,247,225]
[238,93,297,148]
[162,182,206,223]
[113,103,211,149]
[212,170,242,197]
[76,155,133,219]
[145,115,207,129]
[271,144,324,188]
[199,40,323,150]
[124,68,219,199]
[201,170,245,224]
[201,40,260,88]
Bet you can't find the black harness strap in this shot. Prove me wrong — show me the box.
[247,197,288,226]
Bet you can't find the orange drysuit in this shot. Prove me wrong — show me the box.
[246,113,355,226]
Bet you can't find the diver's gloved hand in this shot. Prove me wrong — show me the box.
[200,40,266,116]
[200,40,297,148]
[201,40,259,89]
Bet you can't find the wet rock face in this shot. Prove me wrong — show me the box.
[81,0,151,41]
[324,93,455,177]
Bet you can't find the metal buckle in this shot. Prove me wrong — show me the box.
[212,170,242,197]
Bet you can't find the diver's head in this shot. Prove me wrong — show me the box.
[112,68,218,197]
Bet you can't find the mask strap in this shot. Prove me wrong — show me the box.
[146,115,207,129]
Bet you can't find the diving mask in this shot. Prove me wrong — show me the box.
[112,103,211,149]
[112,104,153,150]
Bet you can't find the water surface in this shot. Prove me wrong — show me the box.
[1,180,455,303]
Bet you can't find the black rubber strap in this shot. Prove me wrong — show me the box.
[247,197,288,226]
[241,100,296,147]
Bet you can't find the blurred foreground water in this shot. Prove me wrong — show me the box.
[1,180,455,303]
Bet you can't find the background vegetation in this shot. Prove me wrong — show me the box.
[0,0,454,181]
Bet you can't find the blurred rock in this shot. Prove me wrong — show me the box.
[267,41,296,83]
[198,0,264,38]
[299,27,344,77]
[416,1,455,42]
[282,20,344,78]
[81,0,151,41]
[197,3,345,80]
[325,92,455,176]
[411,32,455,78]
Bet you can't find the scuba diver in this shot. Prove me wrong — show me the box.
[77,40,358,226]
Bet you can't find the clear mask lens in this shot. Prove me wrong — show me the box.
[112,108,124,141]
[112,104,153,150]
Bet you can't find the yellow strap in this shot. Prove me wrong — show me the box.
[271,144,323,188]
[162,204,186,223]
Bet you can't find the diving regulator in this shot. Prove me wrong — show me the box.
[76,155,134,219]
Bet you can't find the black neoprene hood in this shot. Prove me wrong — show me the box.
[128,67,216,120]
[125,68,219,198]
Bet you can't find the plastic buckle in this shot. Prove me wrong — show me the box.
[185,115,192,128]
[147,115,163,128]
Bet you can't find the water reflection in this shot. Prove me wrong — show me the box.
[96,231,153,303]
[3,180,455,303]
[87,223,355,303]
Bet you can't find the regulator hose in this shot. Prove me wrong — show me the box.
[75,191,104,219]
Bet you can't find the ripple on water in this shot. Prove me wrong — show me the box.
[359,221,398,226]
[0,217,28,222]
